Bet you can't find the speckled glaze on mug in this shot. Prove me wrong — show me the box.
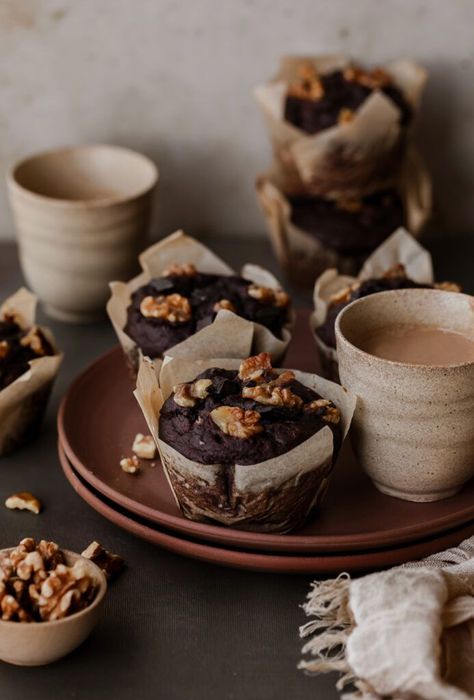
[336,289,474,502]
[7,145,158,323]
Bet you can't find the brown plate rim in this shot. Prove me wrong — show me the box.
[57,345,474,553]
[58,440,474,575]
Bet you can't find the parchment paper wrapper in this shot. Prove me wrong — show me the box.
[134,315,356,533]
[254,55,427,198]
[310,228,434,381]
[0,288,62,456]
[256,147,432,288]
[107,230,293,375]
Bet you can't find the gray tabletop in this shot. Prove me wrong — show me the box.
[0,235,472,700]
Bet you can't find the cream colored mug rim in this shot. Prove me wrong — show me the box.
[7,144,159,209]
[0,548,107,628]
[335,288,474,371]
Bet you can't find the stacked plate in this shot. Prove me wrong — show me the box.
[57,313,474,574]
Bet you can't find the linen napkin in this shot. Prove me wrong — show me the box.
[299,536,474,699]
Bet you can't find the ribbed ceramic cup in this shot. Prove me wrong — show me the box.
[7,144,158,322]
[336,289,474,502]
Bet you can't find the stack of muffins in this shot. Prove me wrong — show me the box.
[255,55,432,287]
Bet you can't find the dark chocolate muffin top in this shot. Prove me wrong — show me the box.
[0,320,55,391]
[284,64,412,135]
[316,265,461,349]
[124,264,291,359]
[289,189,404,256]
[159,353,342,466]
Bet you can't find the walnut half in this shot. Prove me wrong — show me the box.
[140,294,192,323]
[238,353,272,382]
[5,492,42,515]
[242,383,302,408]
[163,262,197,277]
[305,399,341,424]
[210,406,263,439]
[247,284,290,308]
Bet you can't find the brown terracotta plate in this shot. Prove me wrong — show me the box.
[57,310,474,554]
[58,440,474,574]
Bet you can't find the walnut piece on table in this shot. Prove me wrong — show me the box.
[81,541,125,581]
[5,492,42,515]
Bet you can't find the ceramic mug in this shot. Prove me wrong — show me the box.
[336,288,474,502]
[7,144,158,322]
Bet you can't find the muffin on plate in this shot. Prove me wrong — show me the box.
[107,230,293,374]
[135,317,356,533]
[0,288,62,455]
[254,55,427,198]
[124,265,290,360]
[311,229,461,381]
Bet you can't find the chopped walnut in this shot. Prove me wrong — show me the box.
[37,539,65,569]
[20,326,49,356]
[247,284,290,308]
[0,537,98,622]
[5,492,42,515]
[210,406,263,439]
[338,108,354,125]
[120,456,140,474]
[163,262,197,277]
[288,63,325,101]
[29,560,97,622]
[0,340,10,359]
[329,282,360,306]
[273,370,296,386]
[305,399,341,424]
[81,541,125,581]
[213,299,236,313]
[132,433,156,459]
[337,198,362,212]
[0,591,31,622]
[243,384,303,408]
[140,294,192,323]
[382,264,407,279]
[343,65,391,90]
[434,281,462,293]
[173,378,213,408]
[238,353,272,382]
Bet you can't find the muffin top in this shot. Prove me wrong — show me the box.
[284,64,411,135]
[159,353,342,466]
[317,265,461,349]
[0,320,55,391]
[289,189,404,255]
[124,264,291,358]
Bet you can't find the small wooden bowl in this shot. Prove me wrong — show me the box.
[0,549,107,666]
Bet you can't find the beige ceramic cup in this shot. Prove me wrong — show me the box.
[7,144,158,322]
[336,289,474,502]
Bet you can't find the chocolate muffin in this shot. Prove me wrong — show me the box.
[284,64,411,135]
[124,263,291,359]
[317,265,461,349]
[289,189,404,256]
[0,321,54,390]
[159,353,342,466]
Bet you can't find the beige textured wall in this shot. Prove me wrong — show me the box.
[0,0,473,239]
